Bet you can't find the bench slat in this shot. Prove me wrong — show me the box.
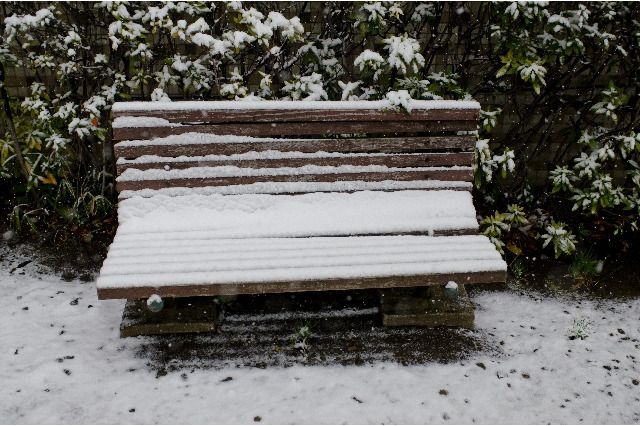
[116,169,474,192]
[97,270,506,299]
[115,136,475,158]
[112,108,479,123]
[111,228,477,239]
[101,247,503,276]
[105,234,495,259]
[116,152,475,173]
[117,180,473,200]
[98,234,505,299]
[112,120,477,141]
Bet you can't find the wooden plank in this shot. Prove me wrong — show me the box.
[115,136,476,159]
[117,184,473,200]
[115,169,474,192]
[105,233,489,259]
[379,285,475,329]
[97,270,507,300]
[112,120,477,141]
[120,297,219,337]
[116,152,475,173]
[113,108,479,123]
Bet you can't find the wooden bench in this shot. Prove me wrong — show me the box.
[97,100,507,307]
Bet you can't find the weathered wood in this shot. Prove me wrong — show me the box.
[379,285,474,329]
[117,184,473,200]
[120,297,219,337]
[113,120,477,141]
[115,169,474,192]
[98,270,507,300]
[115,136,476,159]
[116,152,475,173]
[113,108,479,123]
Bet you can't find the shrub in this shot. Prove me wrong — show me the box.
[0,2,638,253]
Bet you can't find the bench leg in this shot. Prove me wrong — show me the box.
[120,297,220,338]
[378,284,474,329]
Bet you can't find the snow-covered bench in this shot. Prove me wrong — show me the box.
[97,100,507,302]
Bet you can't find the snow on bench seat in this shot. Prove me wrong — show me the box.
[97,189,506,299]
[114,190,479,241]
[97,234,505,299]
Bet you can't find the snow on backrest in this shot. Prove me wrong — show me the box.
[111,100,480,197]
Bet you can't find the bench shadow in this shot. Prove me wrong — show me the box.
[132,289,501,374]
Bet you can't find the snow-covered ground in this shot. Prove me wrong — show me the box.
[1,244,639,424]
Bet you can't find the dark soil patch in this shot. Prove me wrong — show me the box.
[1,220,110,281]
[136,290,495,371]
[497,248,640,300]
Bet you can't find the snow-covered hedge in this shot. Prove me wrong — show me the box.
[0,2,638,253]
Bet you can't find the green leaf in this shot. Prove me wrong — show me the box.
[496,65,509,79]
[533,82,541,95]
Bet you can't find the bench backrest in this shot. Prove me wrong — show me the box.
[112,100,479,198]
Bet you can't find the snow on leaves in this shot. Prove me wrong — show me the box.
[541,221,577,258]
[549,78,639,221]
[384,35,425,76]
[2,1,638,246]
[282,73,328,101]
[354,50,385,81]
[4,7,54,44]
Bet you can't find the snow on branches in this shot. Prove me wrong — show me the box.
[2,1,638,246]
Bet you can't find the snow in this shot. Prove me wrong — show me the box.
[114,132,304,146]
[384,35,425,75]
[446,281,458,289]
[106,234,497,258]
[117,164,472,182]
[190,32,216,47]
[355,49,385,66]
[112,99,481,112]
[354,49,385,79]
[118,180,472,199]
[117,150,455,165]
[114,190,479,239]
[225,30,256,50]
[113,116,181,128]
[185,17,209,35]
[4,8,54,43]
[98,235,505,289]
[2,246,639,423]
[147,294,162,305]
[97,189,500,292]
[265,12,303,39]
[385,90,416,112]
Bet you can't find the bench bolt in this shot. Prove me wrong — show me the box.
[147,294,164,312]
[444,281,459,299]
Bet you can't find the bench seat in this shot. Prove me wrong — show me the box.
[96,189,506,299]
[97,233,505,299]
